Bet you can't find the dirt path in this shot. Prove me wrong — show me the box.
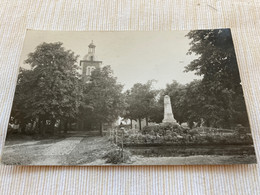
[1,136,85,165]
[1,136,115,165]
[1,140,58,165]
[31,136,115,165]
[32,137,84,165]
[43,137,84,155]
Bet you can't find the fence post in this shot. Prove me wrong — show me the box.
[120,127,125,160]
[115,128,118,145]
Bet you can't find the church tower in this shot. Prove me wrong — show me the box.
[80,41,102,82]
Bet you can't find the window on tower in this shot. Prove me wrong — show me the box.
[86,66,96,76]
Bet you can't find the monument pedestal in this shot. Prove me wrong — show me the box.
[162,115,177,123]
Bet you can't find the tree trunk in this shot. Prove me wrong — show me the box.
[38,120,41,134]
[81,120,84,131]
[69,121,72,131]
[130,119,132,129]
[205,120,210,127]
[20,120,26,134]
[30,121,34,131]
[145,117,148,126]
[76,120,82,131]
[36,118,40,133]
[64,120,68,134]
[50,118,56,135]
[100,123,103,136]
[38,116,44,135]
[138,118,142,130]
[58,119,62,134]
[42,119,46,135]
[39,120,44,135]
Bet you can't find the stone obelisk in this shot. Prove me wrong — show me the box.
[162,95,177,124]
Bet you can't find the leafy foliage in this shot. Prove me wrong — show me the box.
[11,43,125,135]
[103,148,131,164]
[12,42,82,133]
[124,81,161,128]
[124,125,254,146]
[184,29,249,128]
[80,66,124,126]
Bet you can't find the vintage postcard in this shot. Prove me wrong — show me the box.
[1,29,256,165]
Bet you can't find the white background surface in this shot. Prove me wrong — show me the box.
[0,0,259,194]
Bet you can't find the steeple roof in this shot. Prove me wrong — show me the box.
[83,40,97,61]
[88,40,96,48]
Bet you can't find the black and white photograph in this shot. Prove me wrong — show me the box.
[1,29,257,165]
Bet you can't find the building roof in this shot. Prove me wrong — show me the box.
[83,40,97,61]
[83,53,97,61]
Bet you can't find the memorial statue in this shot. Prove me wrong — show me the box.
[162,95,177,124]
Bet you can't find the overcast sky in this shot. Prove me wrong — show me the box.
[20,30,201,90]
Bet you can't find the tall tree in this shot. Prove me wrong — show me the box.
[11,68,36,133]
[81,66,124,134]
[12,42,82,134]
[186,29,249,128]
[124,81,158,129]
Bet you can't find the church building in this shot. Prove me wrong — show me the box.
[80,41,102,82]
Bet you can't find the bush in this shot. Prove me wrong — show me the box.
[124,125,254,146]
[103,148,131,164]
[142,125,160,134]
[188,129,199,137]
[141,123,184,136]
[205,135,214,143]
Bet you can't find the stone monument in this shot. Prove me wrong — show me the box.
[162,95,177,124]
